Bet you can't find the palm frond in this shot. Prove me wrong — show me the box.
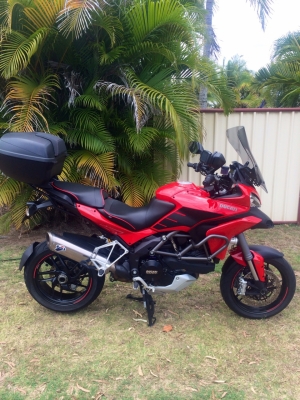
[125,0,193,43]
[93,11,123,47]
[24,0,65,31]
[0,122,9,132]
[72,150,115,188]
[0,0,26,31]
[272,32,300,62]
[0,212,11,234]
[0,184,45,232]
[48,121,70,137]
[74,93,106,111]
[127,127,158,154]
[138,63,173,85]
[246,0,273,30]
[0,177,38,232]
[67,108,114,152]
[119,155,173,206]
[58,0,107,39]
[95,77,150,132]
[255,62,300,106]
[2,72,60,132]
[96,42,126,66]
[125,41,176,65]
[197,62,235,113]
[151,135,179,177]
[118,173,145,207]
[59,153,84,182]
[0,1,9,28]
[10,185,35,230]
[0,175,23,205]
[0,28,49,79]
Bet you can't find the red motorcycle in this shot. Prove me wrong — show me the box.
[0,126,296,325]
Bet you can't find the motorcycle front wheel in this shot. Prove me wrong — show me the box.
[24,241,105,312]
[220,257,296,319]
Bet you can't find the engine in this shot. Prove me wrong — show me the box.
[109,232,215,286]
[139,258,174,286]
[109,257,173,286]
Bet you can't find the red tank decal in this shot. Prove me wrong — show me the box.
[174,211,186,217]
[165,217,178,222]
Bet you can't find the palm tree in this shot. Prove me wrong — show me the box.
[200,0,273,108]
[254,32,300,107]
[0,0,233,230]
[220,55,262,108]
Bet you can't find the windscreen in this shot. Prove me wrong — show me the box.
[226,126,267,192]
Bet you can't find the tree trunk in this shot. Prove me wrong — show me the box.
[203,0,214,58]
[199,0,214,109]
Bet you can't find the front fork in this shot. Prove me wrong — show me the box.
[230,233,265,289]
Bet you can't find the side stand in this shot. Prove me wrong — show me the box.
[126,289,156,326]
[143,289,156,327]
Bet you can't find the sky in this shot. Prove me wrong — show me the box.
[213,0,300,72]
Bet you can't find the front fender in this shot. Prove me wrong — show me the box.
[222,245,284,275]
[248,245,283,260]
[19,242,40,270]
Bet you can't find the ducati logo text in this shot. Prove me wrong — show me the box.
[220,204,238,212]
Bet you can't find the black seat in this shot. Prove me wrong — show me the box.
[51,181,108,208]
[99,197,175,231]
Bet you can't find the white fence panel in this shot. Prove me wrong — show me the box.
[179,109,300,223]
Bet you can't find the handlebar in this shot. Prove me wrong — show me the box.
[187,160,233,196]
[187,162,203,173]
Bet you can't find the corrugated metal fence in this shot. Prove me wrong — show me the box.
[179,109,300,223]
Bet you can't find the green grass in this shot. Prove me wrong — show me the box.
[0,225,300,399]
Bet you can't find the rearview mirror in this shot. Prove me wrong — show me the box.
[189,141,204,154]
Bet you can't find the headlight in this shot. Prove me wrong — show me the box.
[250,193,261,208]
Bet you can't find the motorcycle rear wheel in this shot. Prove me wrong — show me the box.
[24,241,105,312]
[220,257,296,319]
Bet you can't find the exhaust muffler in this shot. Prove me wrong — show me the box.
[47,232,129,276]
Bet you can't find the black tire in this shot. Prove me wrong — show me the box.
[24,241,105,312]
[220,257,296,319]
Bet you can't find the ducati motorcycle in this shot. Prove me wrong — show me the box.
[0,126,296,326]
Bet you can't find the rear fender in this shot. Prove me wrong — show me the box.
[19,242,40,270]
[222,245,284,278]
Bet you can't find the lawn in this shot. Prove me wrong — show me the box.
[0,224,300,400]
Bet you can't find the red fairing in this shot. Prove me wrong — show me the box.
[206,217,261,259]
[155,182,207,203]
[229,248,265,282]
[156,181,259,209]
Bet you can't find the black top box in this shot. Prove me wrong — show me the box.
[0,132,67,185]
